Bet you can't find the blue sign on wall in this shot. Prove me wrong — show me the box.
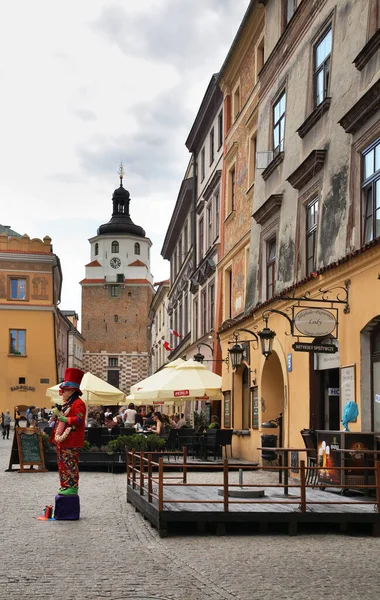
[287,353,292,372]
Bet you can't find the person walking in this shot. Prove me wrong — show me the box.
[14,406,21,428]
[3,410,11,439]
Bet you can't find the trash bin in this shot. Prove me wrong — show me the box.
[261,434,277,461]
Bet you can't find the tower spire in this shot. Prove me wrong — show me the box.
[117,162,125,187]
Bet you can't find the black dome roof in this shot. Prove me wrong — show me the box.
[97,183,146,237]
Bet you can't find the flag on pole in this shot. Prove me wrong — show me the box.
[170,329,182,338]
[163,340,173,351]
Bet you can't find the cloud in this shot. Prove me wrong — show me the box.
[93,0,249,71]
[72,107,97,121]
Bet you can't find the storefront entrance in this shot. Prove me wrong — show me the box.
[310,339,340,430]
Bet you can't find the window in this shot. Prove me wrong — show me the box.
[178,236,182,268]
[227,167,236,214]
[233,85,240,120]
[209,283,215,330]
[218,111,223,150]
[110,285,119,297]
[314,27,332,107]
[111,241,119,253]
[200,289,207,335]
[248,135,256,187]
[215,192,220,237]
[184,222,188,255]
[95,243,99,256]
[306,197,318,274]
[193,298,198,338]
[172,253,177,280]
[109,357,118,367]
[9,329,26,355]
[207,203,213,247]
[114,315,118,322]
[108,370,119,388]
[362,139,380,243]
[134,242,140,255]
[266,238,276,299]
[255,36,264,83]
[19,377,26,384]
[273,91,286,154]
[224,268,232,319]
[178,300,183,338]
[10,278,26,300]
[117,274,124,283]
[283,0,297,27]
[199,217,204,261]
[201,147,205,182]
[184,293,188,336]
[207,129,213,168]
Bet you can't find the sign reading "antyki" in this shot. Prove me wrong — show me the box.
[174,390,190,397]
[292,342,338,353]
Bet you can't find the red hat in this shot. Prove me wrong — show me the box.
[59,368,85,391]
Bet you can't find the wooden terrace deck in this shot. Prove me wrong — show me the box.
[126,451,380,537]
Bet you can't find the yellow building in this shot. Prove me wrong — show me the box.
[0,228,62,415]
[217,0,380,462]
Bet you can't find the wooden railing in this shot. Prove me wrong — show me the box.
[126,448,380,514]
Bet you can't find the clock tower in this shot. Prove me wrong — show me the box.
[80,166,153,394]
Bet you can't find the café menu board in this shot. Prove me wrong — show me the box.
[251,387,259,429]
[223,391,231,428]
[340,364,356,419]
[15,428,47,472]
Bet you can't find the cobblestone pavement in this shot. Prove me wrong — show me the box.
[1,433,380,600]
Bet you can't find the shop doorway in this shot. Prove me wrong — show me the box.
[310,338,340,430]
[261,351,284,426]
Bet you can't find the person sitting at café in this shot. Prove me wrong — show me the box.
[123,402,137,428]
[143,405,155,428]
[104,414,116,429]
[148,411,166,437]
[170,414,179,429]
[208,415,220,429]
[135,406,144,427]
[177,413,187,428]
[87,411,100,427]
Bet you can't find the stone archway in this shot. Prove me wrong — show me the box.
[261,351,284,429]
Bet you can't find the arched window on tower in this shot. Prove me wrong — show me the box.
[95,243,99,256]
[134,242,140,255]
[111,241,119,253]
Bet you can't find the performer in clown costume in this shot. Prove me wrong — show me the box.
[50,368,86,496]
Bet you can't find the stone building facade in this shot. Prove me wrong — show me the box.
[81,173,153,395]
[217,0,380,461]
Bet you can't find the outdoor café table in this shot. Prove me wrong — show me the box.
[257,447,314,496]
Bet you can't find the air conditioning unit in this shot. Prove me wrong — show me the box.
[256,151,274,169]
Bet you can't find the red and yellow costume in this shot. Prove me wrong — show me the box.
[50,368,86,496]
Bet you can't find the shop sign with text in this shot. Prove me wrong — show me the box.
[293,307,337,337]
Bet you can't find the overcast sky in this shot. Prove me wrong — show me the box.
[0,0,249,323]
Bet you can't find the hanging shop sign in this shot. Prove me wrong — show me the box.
[293,307,337,338]
[292,342,338,353]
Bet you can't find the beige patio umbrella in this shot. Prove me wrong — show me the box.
[46,372,125,406]
[131,359,222,401]
[129,358,185,395]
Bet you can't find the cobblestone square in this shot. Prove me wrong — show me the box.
[1,435,380,600]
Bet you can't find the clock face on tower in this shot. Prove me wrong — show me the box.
[110,257,121,269]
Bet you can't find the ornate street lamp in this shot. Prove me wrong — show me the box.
[193,351,205,363]
[228,342,245,370]
[258,322,276,359]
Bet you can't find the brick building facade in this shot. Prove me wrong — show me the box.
[81,171,153,395]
